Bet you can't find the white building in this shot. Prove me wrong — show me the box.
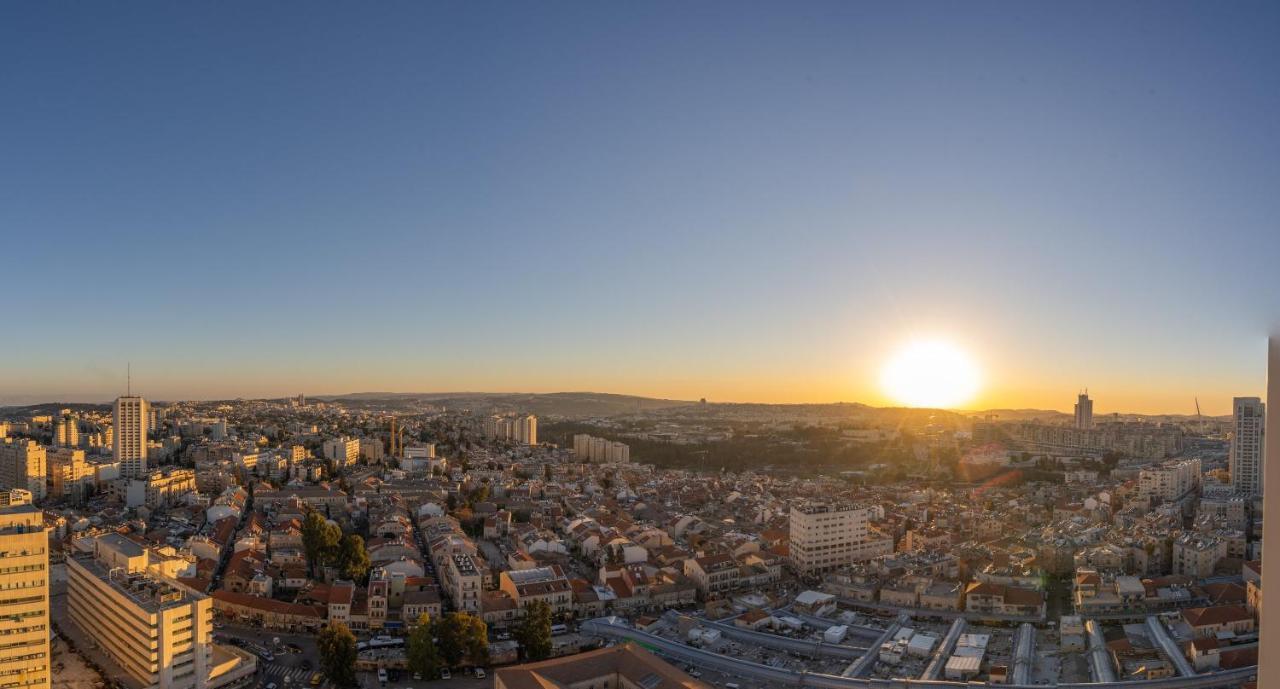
[1137,458,1201,503]
[1230,397,1265,495]
[114,395,150,478]
[789,502,891,576]
[68,534,254,689]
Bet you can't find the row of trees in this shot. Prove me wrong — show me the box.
[301,510,372,582]
[317,602,555,687]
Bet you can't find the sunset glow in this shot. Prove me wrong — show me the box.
[880,340,981,408]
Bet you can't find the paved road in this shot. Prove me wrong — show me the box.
[213,622,322,689]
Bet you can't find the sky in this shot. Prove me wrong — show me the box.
[1,2,1278,413]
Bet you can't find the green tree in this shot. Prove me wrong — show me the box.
[337,534,371,582]
[318,623,358,687]
[407,614,443,679]
[301,511,341,576]
[515,600,552,661]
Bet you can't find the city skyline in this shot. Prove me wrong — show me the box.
[3,2,1277,413]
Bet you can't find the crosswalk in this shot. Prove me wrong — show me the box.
[259,663,325,689]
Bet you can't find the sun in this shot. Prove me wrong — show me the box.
[880,339,981,408]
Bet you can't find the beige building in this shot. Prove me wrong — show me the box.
[484,415,538,445]
[495,643,706,689]
[789,502,889,576]
[114,396,150,478]
[48,447,93,503]
[0,495,50,689]
[0,439,46,501]
[322,437,360,466]
[572,434,630,463]
[498,565,573,617]
[441,553,483,612]
[68,535,253,689]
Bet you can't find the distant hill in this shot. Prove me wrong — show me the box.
[315,391,694,417]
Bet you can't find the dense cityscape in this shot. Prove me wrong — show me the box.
[5,3,1279,689]
[0,386,1264,689]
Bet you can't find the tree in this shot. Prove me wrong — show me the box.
[337,534,371,582]
[460,613,489,666]
[407,614,443,679]
[318,623,357,687]
[301,511,341,576]
[515,600,552,661]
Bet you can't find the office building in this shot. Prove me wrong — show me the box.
[1230,397,1265,495]
[0,495,49,689]
[114,396,150,478]
[68,534,254,689]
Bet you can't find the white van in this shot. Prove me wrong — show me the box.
[377,669,388,685]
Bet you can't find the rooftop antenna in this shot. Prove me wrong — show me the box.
[127,362,131,396]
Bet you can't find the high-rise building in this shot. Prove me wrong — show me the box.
[54,414,79,447]
[1074,391,1093,430]
[113,395,150,478]
[483,414,538,445]
[518,414,537,445]
[1230,396,1265,495]
[0,494,50,689]
[0,439,47,501]
[789,502,892,576]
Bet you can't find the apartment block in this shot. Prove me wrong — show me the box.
[68,535,217,689]
[0,496,49,689]
[789,502,891,576]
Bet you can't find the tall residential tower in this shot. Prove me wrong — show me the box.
[1074,391,1094,430]
[1229,396,1265,495]
[114,395,150,478]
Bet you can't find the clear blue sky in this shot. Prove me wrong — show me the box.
[2,2,1277,412]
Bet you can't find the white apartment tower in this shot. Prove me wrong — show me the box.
[114,395,150,478]
[789,502,889,576]
[1230,396,1265,495]
[0,496,49,689]
[1074,391,1093,430]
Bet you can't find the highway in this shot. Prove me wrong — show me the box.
[580,617,1257,689]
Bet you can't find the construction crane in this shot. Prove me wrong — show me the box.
[388,416,405,458]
